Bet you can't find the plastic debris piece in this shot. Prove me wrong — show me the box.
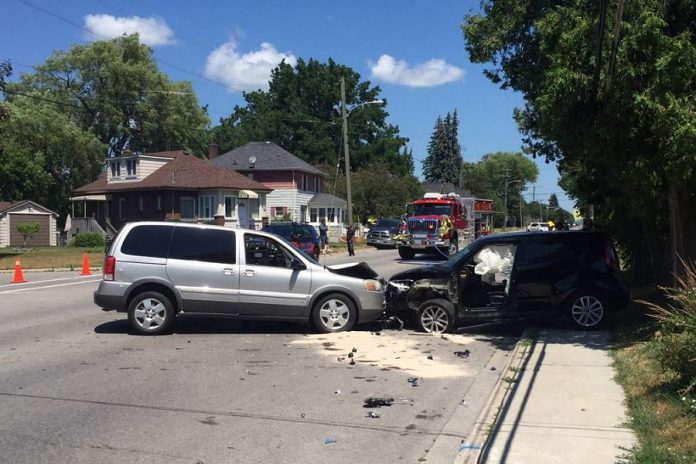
[490,366,497,371]
[337,357,345,362]
[458,443,481,451]
[454,350,470,359]
[363,397,394,408]
[352,347,357,353]
[348,352,354,358]
[335,390,341,395]
[324,438,337,445]
[365,410,381,418]
[427,355,433,360]
[407,377,419,387]
[350,359,355,365]
[245,369,258,375]
[301,413,306,418]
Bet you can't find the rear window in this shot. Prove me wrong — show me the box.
[519,238,586,268]
[168,227,236,264]
[120,225,173,258]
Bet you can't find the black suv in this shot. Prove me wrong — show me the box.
[261,222,321,260]
[387,231,629,333]
[366,218,403,249]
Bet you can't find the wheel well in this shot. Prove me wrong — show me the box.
[127,283,179,313]
[311,290,361,322]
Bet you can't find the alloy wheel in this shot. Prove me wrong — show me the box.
[571,295,604,328]
[133,298,167,331]
[420,305,450,333]
[318,298,351,330]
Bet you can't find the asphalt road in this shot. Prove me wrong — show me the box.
[0,247,520,464]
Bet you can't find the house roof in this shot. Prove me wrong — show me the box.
[74,150,272,194]
[0,200,58,216]
[309,192,347,207]
[212,141,325,176]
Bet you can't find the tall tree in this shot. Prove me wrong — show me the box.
[212,58,412,176]
[548,194,559,209]
[463,0,696,279]
[422,111,463,184]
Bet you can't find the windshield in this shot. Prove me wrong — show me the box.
[413,204,452,216]
[374,219,401,228]
[441,241,480,270]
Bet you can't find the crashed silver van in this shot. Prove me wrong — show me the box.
[94,222,385,335]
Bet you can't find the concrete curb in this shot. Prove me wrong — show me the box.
[454,328,536,464]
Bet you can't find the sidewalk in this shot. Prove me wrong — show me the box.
[475,329,636,463]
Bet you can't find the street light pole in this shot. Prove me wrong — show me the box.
[340,76,384,226]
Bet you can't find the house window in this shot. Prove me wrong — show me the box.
[111,161,121,178]
[180,197,195,219]
[224,196,236,218]
[318,208,326,222]
[199,195,215,219]
[138,197,144,211]
[274,207,285,218]
[157,196,162,211]
[310,208,318,223]
[314,177,319,193]
[327,208,335,223]
[126,159,137,176]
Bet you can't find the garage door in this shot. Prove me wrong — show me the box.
[9,214,50,246]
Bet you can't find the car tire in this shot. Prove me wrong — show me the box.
[416,299,455,334]
[312,293,357,333]
[566,291,608,330]
[398,247,415,260]
[128,291,175,335]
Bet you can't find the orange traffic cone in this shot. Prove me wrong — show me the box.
[80,253,91,276]
[11,258,27,283]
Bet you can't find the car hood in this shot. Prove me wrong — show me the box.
[326,262,379,280]
[389,264,449,282]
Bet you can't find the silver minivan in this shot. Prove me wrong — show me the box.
[94,222,385,335]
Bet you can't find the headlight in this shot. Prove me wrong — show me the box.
[363,279,383,292]
[388,280,413,293]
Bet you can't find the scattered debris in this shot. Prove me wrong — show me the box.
[348,352,354,358]
[405,424,416,430]
[335,390,341,395]
[199,416,218,426]
[458,443,482,451]
[301,413,306,418]
[245,369,258,375]
[364,397,394,408]
[427,355,433,360]
[337,356,345,362]
[365,410,382,418]
[408,377,420,387]
[350,359,355,366]
[454,350,470,359]
[490,367,497,371]
[459,399,467,406]
[352,347,358,353]
[324,438,337,445]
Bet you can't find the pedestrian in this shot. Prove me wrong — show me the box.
[342,224,356,256]
[319,218,328,254]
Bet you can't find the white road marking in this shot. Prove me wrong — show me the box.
[0,278,102,294]
[0,274,98,288]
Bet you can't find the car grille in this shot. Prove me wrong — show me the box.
[407,218,439,234]
[368,231,391,239]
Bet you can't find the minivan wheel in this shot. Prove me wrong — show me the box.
[313,293,357,333]
[128,291,174,335]
[567,292,606,330]
[398,247,415,260]
[417,300,454,334]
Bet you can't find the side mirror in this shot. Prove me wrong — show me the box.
[291,258,307,271]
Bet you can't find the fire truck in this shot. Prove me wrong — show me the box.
[396,192,469,259]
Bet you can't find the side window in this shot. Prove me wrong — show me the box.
[245,234,294,268]
[169,227,236,264]
[121,225,173,258]
[519,240,579,269]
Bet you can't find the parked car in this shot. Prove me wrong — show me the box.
[387,231,629,333]
[526,222,549,232]
[366,218,403,249]
[262,222,321,260]
[94,222,385,335]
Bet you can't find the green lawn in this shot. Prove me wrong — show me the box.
[0,247,104,270]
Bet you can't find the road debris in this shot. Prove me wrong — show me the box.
[350,359,355,365]
[427,355,433,360]
[324,438,337,445]
[490,366,497,371]
[407,377,420,387]
[454,350,470,359]
[363,397,394,408]
[301,413,306,418]
[365,410,382,418]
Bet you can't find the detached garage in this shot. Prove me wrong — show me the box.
[0,201,58,247]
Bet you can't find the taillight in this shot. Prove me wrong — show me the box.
[104,256,116,281]
[604,241,618,271]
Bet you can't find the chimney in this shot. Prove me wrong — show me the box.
[208,142,219,160]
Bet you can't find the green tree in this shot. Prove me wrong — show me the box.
[16,222,39,248]
[548,194,559,209]
[463,0,696,280]
[212,58,412,176]
[423,111,463,184]
[8,35,210,156]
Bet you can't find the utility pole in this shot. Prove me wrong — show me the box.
[503,170,509,227]
[341,76,352,226]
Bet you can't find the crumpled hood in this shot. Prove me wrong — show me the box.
[326,262,379,279]
[389,264,449,282]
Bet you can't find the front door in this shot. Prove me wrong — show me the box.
[165,227,239,314]
[238,232,312,317]
[458,242,517,314]
[238,202,248,228]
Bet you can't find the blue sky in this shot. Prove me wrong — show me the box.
[1,0,573,212]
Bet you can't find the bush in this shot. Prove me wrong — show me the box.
[73,232,105,248]
[641,259,696,394]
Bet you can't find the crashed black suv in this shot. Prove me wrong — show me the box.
[387,231,629,333]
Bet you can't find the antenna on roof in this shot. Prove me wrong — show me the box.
[249,155,256,168]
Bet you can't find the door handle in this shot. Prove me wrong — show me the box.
[223,268,235,276]
[244,269,256,277]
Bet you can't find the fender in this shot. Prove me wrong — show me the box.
[305,284,363,317]
[124,277,185,312]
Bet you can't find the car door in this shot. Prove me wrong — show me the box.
[238,232,312,317]
[165,227,239,314]
[457,242,518,315]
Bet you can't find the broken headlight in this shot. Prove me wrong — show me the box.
[388,280,413,293]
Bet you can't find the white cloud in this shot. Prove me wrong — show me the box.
[203,40,297,92]
[369,54,464,87]
[83,14,175,46]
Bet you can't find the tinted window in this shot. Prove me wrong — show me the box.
[169,227,236,264]
[121,225,173,258]
[520,239,584,268]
